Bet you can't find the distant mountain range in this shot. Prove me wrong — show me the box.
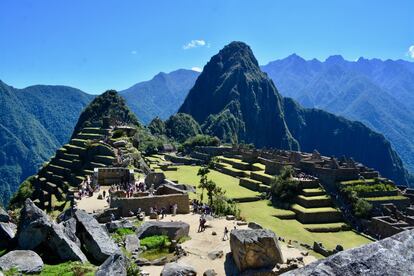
[120,54,414,176]
[179,41,411,186]
[1,48,414,204]
[120,69,200,124]
[261,54,414,174]
[0,81,92,205]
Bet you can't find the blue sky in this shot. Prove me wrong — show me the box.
[0,0,413,94]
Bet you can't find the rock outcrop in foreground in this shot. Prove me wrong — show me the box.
[283,229,414,276]
[17,199,87,263]
[230,229,284,273]
[161,262,197,276]
[136,221,190,241]
[96,253,128,276]
[74,209,121,263]
[0,250,44,274]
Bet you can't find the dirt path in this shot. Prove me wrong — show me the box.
[141,214,316,275]
[76,186,110,213]
[76,188,317,275]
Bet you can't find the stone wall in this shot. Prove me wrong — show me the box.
[164,154,203,165]
[95,167,134,186]
[144,172,166,188]
[293,209,343,224]
[110,193,190,216]
[369,217,405,238]
[264,160,294,175]
[195,146,233,156]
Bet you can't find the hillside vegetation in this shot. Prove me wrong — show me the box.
[0,80,92,205]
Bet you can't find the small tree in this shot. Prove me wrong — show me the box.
[205,179,220,206]
[197,166,210,202]
[354,198,373,218]
[270,166,299,203]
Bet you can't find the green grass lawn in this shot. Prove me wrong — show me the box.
[363,195,408,201]
[302,188,324,193]
[163,165,260,200]
[340,179,376,185]
[297,195,330,201]
[218,156,249,165]
[252,162,266,170]
[239,200,372,254]
[290,204,339,214]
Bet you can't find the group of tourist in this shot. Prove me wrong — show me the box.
[77,175,97,199]
[191,199,212,215]
[107,181,145,198]
[149,203,179,219]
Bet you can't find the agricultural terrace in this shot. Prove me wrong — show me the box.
[162,165,260,200]
[159,160,372,256]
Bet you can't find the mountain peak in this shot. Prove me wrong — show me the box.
[72,90,139,136]
[179,41,299,149]
[325,55,345,64]
[213,41,260,70]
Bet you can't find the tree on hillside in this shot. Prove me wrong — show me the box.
[148,117,166,136]
[270,166,299,203]
[197,166,210,202]
[205,179,222,206]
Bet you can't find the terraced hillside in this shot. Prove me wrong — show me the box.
[30,126,115,211]
[214,155,348,232]
[339,178,410,213]
[145,152,371,255]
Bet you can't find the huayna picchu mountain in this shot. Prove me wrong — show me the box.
[10,90,140,210]
[179,42,299,150]
[179,41,411,186]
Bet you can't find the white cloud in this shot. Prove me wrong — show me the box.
[183,39,207,50]
[408,45,414,59]
[191,66,202,72]
[131,50,137,55]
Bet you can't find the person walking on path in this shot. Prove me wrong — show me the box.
[223,226,229,241]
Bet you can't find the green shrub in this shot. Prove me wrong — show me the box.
[8,176,35,210]
[181,134,220,153]
[140,235,170,250]
[112,129,126,139]
[354,198,373,218]
[39,261,96,276]
[270,166,299,203]
[111,228,135,243]
[126,260,141,276]
[212,194,241,217]
[341,183,395,194]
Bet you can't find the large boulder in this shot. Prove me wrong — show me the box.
[61,218,81,248]
[106,219,135,233]
[94,208,120,223]
[74,209,121,264]
[17,199,87,263]
[0,222,17,248]
[125,234,140,253]
[0,207,10,223]
[0,250,43,274]
[161,262,197,276]
[230,229,283,273]
[283,229,414,276]
[136,221,190,241]
[96,253,128,276]
[248,221,263,229]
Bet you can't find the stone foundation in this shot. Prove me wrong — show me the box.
[110,194,190,216]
